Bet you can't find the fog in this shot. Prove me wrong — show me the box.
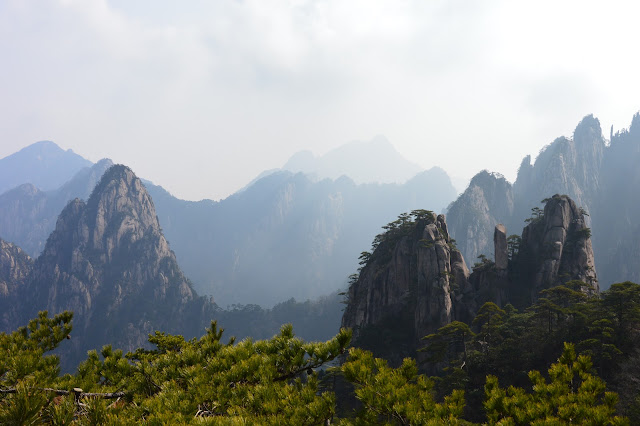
[1,0,639,200]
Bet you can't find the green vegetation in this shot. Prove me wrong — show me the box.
[2,283,636,425]
[420,281,640,423]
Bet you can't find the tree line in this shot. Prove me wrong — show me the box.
[2,281,638,424]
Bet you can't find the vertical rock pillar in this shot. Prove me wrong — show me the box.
[494,224,508,270]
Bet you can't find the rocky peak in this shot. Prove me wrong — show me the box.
[513,116,605,219]
[446,170,514,263]
[512,194,597,305]
[0,159,115,258]
[341,211,470,359]
[27,165,197,365]
[343,195,598,361]
[83,165,164,256]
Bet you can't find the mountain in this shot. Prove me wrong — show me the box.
[0,165,214,369]
[0,159,114,257]
[0,164,352,369]
[342,194,597,362]
[0,141,92,194]
[148,168,457,307]
[445,171,515,265]
[446,113,640,290]
[282,135,424,184]
[0,141,456,307]
[0,238,33,331]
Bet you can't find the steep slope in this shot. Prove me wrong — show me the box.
[0,141,92,194]
[0,238,33,330]
[148,169,457,307]
[446,113,638,289]
[514,115,604,217]
[0,140,455,308]
[343,195,597,361]
[509,194,597,306]
[342,212,470,340]
[0,159,113,257]
[23,165,208,367]
[595,113,640,285]
[445,171,514,263]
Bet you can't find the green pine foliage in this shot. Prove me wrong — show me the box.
[421,281,640,423]
[2,283,637,425]
[484,343,628,425]
[340,348,468,425]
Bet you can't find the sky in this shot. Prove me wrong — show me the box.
[1,0,639,201]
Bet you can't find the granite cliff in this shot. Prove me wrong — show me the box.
[446,113,637,290]
[445,171,515,265]
[0,165,214,369]
[0,238,33,331]
[342,195,597,360]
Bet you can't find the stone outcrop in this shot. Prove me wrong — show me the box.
[342,195,597,361]
[445,171,514,263]
[513,194,597,304]
[494,224,508,270]
[447,114,640,289]
[0,238,33,330]
[342,212,473,357]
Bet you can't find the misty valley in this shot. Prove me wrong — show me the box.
[2,113,640,423]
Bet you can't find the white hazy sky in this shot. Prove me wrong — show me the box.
[1,0,639,201]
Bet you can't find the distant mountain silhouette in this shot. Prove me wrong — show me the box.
[282,135,423,184]
[148,167,457,307]
[0,159,114,256]
[0,141,457,307]
[0,141,92,194]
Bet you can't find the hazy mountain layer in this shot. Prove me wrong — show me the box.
[282,135,424,184]
[0,165,347,368]
[0,141,92,194]
[446,113,640,289]
[0,159,114,256]
[148,167,457,307]
[0,141,456,307]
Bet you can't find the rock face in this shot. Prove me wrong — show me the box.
[511,195,597,306]
[0,239,33,330]
[342,195,597,361]
[0,159,114,257]
[514,115,604,218]
[446,113,638,290]
[445,171,514,264]
[2,165,212,369]
[494,224,508,270]
[342,212,473,359]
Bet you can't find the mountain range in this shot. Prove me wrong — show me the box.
[446,113,640,289]
[0,140,92,195]
[0,139,457,307]
[2,112,640,373]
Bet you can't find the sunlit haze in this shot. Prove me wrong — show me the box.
[1,0,639,200]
